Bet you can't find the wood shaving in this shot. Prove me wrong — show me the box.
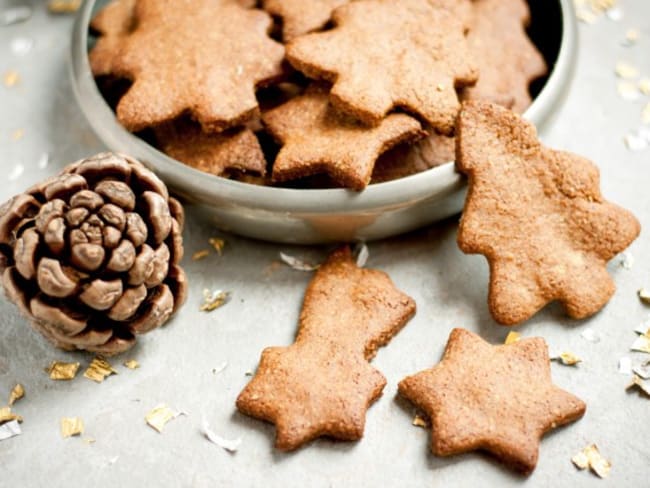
[200,289,231,312]
[0,420,21,441]
[552,352,582,366]
[623,28,639,46]
[618,357,632,375]
[212,362,228,375]
[145,404,181,433]
[8,384,24,406]
[10,37,33,57]
[123,359,140,370]
[638,288,650,304]
[47,0,81,13]
[209,238,225,255]
[37,152,49,169]
[624,133,647,151]
[504,331,521,345]
[201,419,241,452]
[11,129,23,141]
[3,70,19,87]
[354,242,369,268]
[412,414,428,428]
[616,62,639,80]
[580,328,601,343]
[617,80,640,101]
[633,361,650,380]
[626,374,650,397]
[60,417,84,438]
[279,252,320,271]
[84,356,117,383]
[192,249,210,261]
[619,252,634,269]
[572,444,611,478]
[47,361,80,380]
[0,406,23,425]
[631,334,650,354]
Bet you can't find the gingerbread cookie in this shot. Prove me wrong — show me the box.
[399,328,586,474]
[264,84,424,190]
[461,0,547,113]
[262,0,349,41]
[457,101,640,325]
[372,131,454,183]
[89,0,285,133]
[89,0,136,77]
[153,119,267,177]
[237,247,416,450]
[286,0,477,134]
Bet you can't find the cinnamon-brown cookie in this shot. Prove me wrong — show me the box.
[398,328,586,475]
[89,0,136,77]
[461,0,547,113]
[286,0,477,134]
[89,0,285,133]
[457,101,641,325]
[262,0,349,41]
[237,247,416,450]
[153,119,267,177]
[264,84,424,190]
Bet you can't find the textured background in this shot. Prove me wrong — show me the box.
[1,1,649,486]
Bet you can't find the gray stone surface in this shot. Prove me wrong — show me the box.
[0,2,649,487]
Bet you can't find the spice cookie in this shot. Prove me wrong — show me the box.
[456,101,641,325]
[461,0,547,113]
[264,84,424,190]
[237,247,416,450]
[262,0,350,41]
[89,0,285,133]
[398,328,586,474]
[286,0,477,134]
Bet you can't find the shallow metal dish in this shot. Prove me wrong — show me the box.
[70,0,577,244]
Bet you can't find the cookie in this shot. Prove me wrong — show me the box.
[398,328,586,475]
[460,0,547,113]
[372,131,454,183]
[264,84,424,190]
[262,0,349,41]
[457,101,641,325]
[286,0,477,134]
[89,0,285,133]
[153,118,267,178]
[89,0,136,77]
[237,246,416,450]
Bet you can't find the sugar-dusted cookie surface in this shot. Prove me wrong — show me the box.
[262,0,349,41]
[399,328,586,475]
[461,0,547,113]
[264,84,424,190]
[89,0,285,133]
[457,101,640,325]
[153,119,267,177]
[286,0,477,134]
[237,247,416,450]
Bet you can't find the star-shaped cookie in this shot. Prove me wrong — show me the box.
[398,328,586,474]
[461,0,547,113]
[286,0,477,134]
[153,119,267,177]
[456,101,641,325]
[264,84,424,189]
[262,0,349,41]
[89,0,136,77]
[236,247,416,450]
[89,0,285,133]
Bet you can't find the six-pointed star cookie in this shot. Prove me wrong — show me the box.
[153,119,267,177]
[90,0,285,133]
[456,101,640,325]
[461,0,547,113]
[89,0,136,77]
[236,247,416,450]
[398,328,586,475]
[286,0,477,134]
[264,84,424,190]
[262,0,350,41]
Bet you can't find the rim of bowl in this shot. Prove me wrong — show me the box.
[70,0,577,214]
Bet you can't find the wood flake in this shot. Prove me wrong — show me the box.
[504,331,521,345]
[279,252,320,271]
[84,356,117,383]
[631,334,650,353]
[8,384,24,406]
[618,80,640,101]
[3,70,19,87]
[209,238,225,255]
[145,404,180,433]
[192,249,210,261]
[60,417,84,438]
[0,406,22,425]
[47,361,80,380]
[200,289,231,312]
[0,420,21,441]
[572,444,611,478]
[47,0,81,13]
[626,374,650,397]
[123,359,140,370]
[201,419,241,452]
[412,414,428,428]
[552,352,582,366]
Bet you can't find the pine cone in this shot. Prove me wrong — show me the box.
[0,153,187,355]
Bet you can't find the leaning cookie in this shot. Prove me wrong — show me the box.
[89,0,285,133]
[286,0,477,134]
[398,328,586,475]
[460,0,547,113]
[456,101,641,325]
[264,84,424,190]
[153,119,267,178]
[237,247,416,450]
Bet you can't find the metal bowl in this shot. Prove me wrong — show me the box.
[70,0,577,244]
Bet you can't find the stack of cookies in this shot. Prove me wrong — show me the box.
[89,0,546,190]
